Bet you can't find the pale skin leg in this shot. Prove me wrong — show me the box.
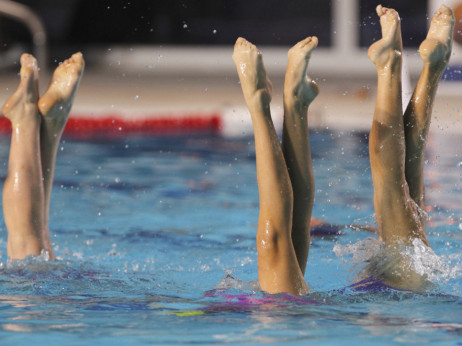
[38,52,85,233]
[282,37,319,274]
[403,6,455,211]
[2,54,48,259]
[368,6,426,246]
[369,5,455,249]
[2,53,84,260]
[233,37,318,295]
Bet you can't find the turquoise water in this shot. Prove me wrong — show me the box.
[0,130,460,345]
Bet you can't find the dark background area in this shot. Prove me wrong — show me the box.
[0,0,427,60]
[359,0,427,47]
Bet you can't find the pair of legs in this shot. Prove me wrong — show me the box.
[2,53,84,260]
[368,5,454,254]
[233,37,319,295]
[234,4,454,295]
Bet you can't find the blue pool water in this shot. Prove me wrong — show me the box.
[0,130,461,345]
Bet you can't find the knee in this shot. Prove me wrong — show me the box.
[256,219,291,258]
[257,221,278,252]
[257,186,293,257]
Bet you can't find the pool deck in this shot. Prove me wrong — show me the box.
[0,66,460,136]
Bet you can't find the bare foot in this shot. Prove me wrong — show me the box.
[368,5,402,69]
[2,54,40,126]
[419,5,455,69]
[232,38,272,111]
[284,36,319,108]
[38,52,85,132]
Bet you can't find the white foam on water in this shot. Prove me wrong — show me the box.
[334,237,462,290]
[215,271,260,291]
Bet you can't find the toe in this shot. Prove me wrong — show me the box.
[72,52,83,60]
[310,36,318,47]
[439,5,453,16]
[301,37,312,47]
[237,37,248,47]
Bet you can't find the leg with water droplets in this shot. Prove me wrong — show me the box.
[404,6,454,215]
[233,38,307,295]
[282,36,319,275]
[2,54,49,259]
[38,52,84,239]
[368,6,425,246]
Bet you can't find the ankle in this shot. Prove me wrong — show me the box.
[9,113,41,129]
[245,90,271,111]
[283,98,309,115]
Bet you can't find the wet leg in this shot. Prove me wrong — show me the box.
[38,53,84,231]
[2,54,49,259]
[404,6,455,212]
[368,6,425,246]
[282,37,319,274]
[233,38,307,295]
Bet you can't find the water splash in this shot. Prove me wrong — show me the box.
[214,271,259,291]
[334,237,462,291]
[0,249,51,270]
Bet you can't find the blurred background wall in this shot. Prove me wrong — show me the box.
[2,0,458,79]
[0,0,459,135]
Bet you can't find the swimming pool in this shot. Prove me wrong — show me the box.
[0,129,460,344]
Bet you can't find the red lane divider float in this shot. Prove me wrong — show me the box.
[0,113,223,137]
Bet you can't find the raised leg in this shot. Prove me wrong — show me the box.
[368,6,426,246]
[38,52,85,230]
[2,54,50,259]
[282,37,319,274]
[403,6,455,211]
[233,38,308,295]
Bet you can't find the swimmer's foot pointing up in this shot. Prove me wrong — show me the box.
[419,5,455,70]
[368,5,402,69]
[284,36,319,109]
[232,38,272,112]
[2,54,40,126]
[38,52,85,133]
